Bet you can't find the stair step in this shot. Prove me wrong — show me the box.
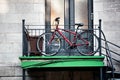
[103,66,115,72]
[106,71,120,78]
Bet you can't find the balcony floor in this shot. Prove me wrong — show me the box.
[19,56,105,69]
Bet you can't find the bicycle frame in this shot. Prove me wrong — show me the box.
[49,25,89,47]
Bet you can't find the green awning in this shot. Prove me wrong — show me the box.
[19,56,105,69]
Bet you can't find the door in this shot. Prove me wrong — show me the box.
[45,0,93,55]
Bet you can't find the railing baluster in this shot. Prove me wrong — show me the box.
[99,19,102,56]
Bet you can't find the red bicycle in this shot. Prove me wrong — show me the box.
[37,17,99,56]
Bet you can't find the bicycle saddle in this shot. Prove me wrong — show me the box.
[75,23,84,27]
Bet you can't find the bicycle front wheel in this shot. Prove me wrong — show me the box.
[37,32,61,56]
[77,31,99,56]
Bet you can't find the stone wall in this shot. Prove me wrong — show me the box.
[94,0,120,71]
[0,0,45,80]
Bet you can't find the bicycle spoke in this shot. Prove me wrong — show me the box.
[77,31,99,56]
[37,33,61,56]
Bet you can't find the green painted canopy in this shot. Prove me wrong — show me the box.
[19,56,105,69]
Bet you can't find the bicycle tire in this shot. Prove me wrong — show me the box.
[77,31,99,56]
[37,32,61,56]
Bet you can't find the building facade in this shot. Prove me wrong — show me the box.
[0,0,120,80]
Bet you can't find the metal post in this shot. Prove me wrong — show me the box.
[98,19,102,56]
[64,0,70,55]
[22,69,26,80]
[22,20,26,80]
[69,0,75,55]
[45,0,51,33]
[88,0,93,29]
[22,17,26,78]
[100,68,103,80]
[22,19,25,56]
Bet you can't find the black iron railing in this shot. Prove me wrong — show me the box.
[100,28,120,79]
[22,19,101,56]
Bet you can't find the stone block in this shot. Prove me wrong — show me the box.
[16,0,33,3]
[94,2,104,12]
[103,21,120,31]
[0,14,17,23]
[0,42,14,53]
[103,31,120,42]
[34,4,45,13]
[6,33,22,42]
[0,3,9,14]
[21,13,45,24]
[33,0,45,4]
[99,12,117,21]
[14,3,34,14]
[0,53,21,63]
[0,42,22,54]
[0,66,22,76]
[0,33,6,42]
[0,77,22,80]
[5,4,15,14]
[102,0,115,3]
[8,0,33,4]
[0,23,21,33]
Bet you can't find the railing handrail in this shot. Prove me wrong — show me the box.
[25,24,99,27]
[102,46,120,57]
[101,38,120,49]
[102,53,120,64]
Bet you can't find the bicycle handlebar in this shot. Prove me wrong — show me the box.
[75,23,84,30]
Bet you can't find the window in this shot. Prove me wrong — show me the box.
[75,0,88,29]
[45,0,93,54]
[51,0,64,30]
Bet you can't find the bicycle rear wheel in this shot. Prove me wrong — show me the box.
[37,32,61,56]
[77,31,99,56]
